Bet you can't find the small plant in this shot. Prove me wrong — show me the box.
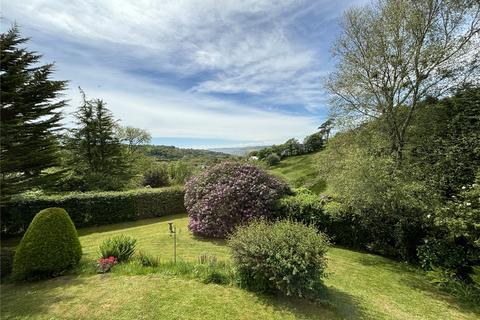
[197,253,218,266]
[228,219,329,299]
[96,256,117,273]
[136,251,159,267]
[99,235,137,262]
[143,164,170,188]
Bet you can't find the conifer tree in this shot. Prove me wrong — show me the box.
[0,25,67,203]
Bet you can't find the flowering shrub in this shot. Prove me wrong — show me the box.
[96,256,117,273]
[185,161,290,238]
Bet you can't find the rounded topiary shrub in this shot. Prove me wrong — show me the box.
[228,220,329,298]
[13,207,82,279]
[185,161,290,238]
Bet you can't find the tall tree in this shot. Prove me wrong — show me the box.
[0,25,67,203]
[116,125,151,155]
[326,0,480,164]
[67,89,131,190]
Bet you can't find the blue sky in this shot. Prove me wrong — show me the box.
[2,0,366,148]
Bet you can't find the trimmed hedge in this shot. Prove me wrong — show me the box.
[13,207,82,279]
[1,187,185,236]
[275,188,328,227]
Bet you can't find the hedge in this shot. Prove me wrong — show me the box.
[1,187,185,237]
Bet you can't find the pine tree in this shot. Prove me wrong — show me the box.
[0,25,67,203]
[66,89,131,190]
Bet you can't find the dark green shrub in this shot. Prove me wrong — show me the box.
[1,187,185,236]
[12,208,82,279]
[202,270,229,285]
[265,153,281,166]
[143,164,170,188]
[228,220,329,298]
[99,235,136,262]
[0,247,15,278]
[136,250,159,267]
[275,188,328,227]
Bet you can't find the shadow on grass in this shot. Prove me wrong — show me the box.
[0,275,87,319]
[78,213,187,237]
[253,286,367,320]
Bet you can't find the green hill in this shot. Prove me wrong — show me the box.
[268,151,326,194]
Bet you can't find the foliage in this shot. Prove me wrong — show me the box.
[1,187,185,236]
[326,0,479,163]
[0,248,15,278]
[168,160,195,184]
[116,125,151,155]
[185,161,290,238]
[228,220,329,298]
[418,176,480,281]
[12,208,82,279]
[99,235,137,263]
[0,26,66,203]
[275,188,328,228]
[65,88,132,191]
[142,145,231,161]
[303,132,324,153]
[136,251,159,267]
[143,163,170,188]
[265,153,280,166]
[425,267,480,305]
[96,256,117,273]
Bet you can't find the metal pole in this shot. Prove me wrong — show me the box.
[174,227,177,263]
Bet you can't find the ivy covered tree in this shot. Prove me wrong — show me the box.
[0,25,67,203]
[65,89,131,191]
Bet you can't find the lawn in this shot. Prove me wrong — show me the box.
[268,152,326,193]
[1,214,479,320]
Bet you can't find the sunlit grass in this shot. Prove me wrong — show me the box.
[2,214,479,319]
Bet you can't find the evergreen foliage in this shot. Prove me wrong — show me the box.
[12,207,82,279]
[0,26,67,203]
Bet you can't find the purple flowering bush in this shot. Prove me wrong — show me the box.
[185,162,290,238]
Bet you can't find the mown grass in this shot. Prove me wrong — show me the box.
[268,152,325,193]
[1,214,479,319]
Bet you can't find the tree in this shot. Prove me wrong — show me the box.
[0,25,67,203]
[116,125,151,155]
[303,132,324,153]
[66,89,131,190]
[326,0,480,164]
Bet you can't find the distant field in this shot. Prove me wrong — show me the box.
[268,152,326,193]
[2,214,478,320]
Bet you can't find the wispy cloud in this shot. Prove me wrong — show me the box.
[2,0,365,147]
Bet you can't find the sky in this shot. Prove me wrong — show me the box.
[1,0,367,149]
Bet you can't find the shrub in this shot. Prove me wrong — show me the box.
[228,220,329,298]
[168,161,194,184]
[96,256,117,273]
[0,248,15,278]
[136,250,159,267]
[99,235,137,262]
[265,153,281,166]
[185,161,290,238]
[275,188,328,227]
[143,164,170,188]
[1,187,185,236]
[12,208,82,279]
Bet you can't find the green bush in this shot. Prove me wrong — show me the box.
[136,250,159,267]
[168,161,194,184]
[0,247,15,278]
[265,153,281,166]
[1,187,185,236]
[99,235,137,262]
[143,164,170,188]
[275,188,328,227]
[12,208,82,279]
[228,220,329,298]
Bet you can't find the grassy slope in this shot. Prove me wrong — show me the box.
[268,152,325,193]
[2,215,479,320]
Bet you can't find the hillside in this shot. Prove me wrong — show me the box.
[267,151,326,194]
[209,146,268,156]
[140,145,232,161]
